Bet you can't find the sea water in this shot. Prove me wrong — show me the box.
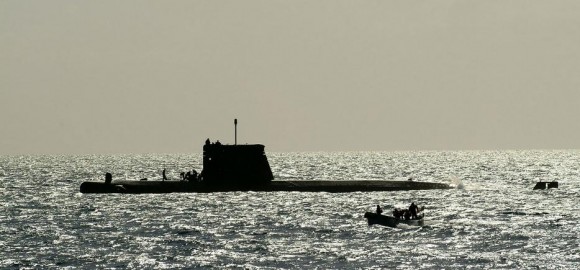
[0,150,579,269]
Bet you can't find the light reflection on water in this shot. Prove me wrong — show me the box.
[0,151,579,269]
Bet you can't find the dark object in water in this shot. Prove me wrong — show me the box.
[364,212,424,228]
[80,141,451,194]
[533,181,558,190]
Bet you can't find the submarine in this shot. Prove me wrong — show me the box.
[80,120,451,193]
[80,142,451,193]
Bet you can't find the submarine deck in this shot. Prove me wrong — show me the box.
[79,180,451,193]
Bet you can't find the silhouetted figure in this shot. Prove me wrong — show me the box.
[393,208,402,219]
[190,169,198,182]
[105,173,112,184]
[376,205,383,215]
[404,210,411,220]
[205,138,210,145]
[409,202,419,219]
[181,172,186,181]
[162,169,167,181]
[215,140,221,146]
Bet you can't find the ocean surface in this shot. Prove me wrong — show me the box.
[0,150,579,269]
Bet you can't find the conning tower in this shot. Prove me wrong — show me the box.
[201,143,274,187]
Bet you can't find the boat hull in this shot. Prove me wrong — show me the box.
[364,212,424,228]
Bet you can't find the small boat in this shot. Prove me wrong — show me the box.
[533,181,558,190]
[364,212,424,228]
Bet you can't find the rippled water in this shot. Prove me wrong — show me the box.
[1,151,579,269]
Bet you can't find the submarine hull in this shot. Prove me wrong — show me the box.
[79,142,452,194]
[79,180,451,194]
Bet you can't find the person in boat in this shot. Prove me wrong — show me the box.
[409,202,419,219]
[215,140,222,146]
[376,205,383,215]
[404,210,411,220]
[162,169,167,181]
[205,138,210,145]
[393,208,404,220]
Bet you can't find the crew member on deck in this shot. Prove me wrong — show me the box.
[162,169,167,181]
[376,205,383,215]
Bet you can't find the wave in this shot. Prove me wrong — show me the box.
[449,175,465,190]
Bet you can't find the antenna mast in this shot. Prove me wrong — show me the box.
[234,118,238,145]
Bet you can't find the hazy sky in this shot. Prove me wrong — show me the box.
[2,1,580,154]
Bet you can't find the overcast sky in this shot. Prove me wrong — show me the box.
[2,1,580,154]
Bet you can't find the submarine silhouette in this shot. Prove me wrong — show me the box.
[79,140,450,193]
[80,120,451,193]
